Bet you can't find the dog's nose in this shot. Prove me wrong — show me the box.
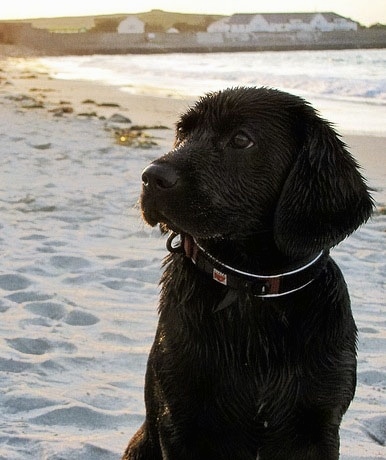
[142,163,179,190]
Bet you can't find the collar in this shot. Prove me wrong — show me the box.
[166,232,328,298]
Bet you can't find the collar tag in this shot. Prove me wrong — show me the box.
[213,268,228,286]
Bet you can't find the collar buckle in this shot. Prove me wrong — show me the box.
[166,232,184,253]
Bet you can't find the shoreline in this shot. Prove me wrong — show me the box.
[1,43,386,61]
[0,57,192,128]
[1,57,385,206]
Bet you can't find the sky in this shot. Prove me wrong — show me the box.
[0,0,385,27]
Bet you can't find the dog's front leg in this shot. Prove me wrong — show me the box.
[122,421,162,460]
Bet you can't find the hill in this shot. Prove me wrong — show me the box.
[9,10,225,33]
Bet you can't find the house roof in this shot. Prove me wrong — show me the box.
[228,12,355,25]
[228,14,256,25]
[119,16,144,24]
[261,13,318,24]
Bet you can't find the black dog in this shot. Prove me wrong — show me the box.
[123,87,373,459]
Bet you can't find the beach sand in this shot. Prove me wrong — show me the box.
[0,58,385,459]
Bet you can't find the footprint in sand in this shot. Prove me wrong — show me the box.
[0,274,32,291]
[25,301,67,320]
[3,394,57,415]
[20,234,48,241]
[64,310,99,326]
[102,280,130,290]
[358,326,379,334]
[24,301,99,326]
[357,370,386,386]
[50,255,91,271]
[24,295,99,326]
[100,332,135,344]
[0,300,10,313]
[0,357,33,373]
[5,291,53,304]
[44,443,117,460]
[30,405,139,430]
[6,338,51,355]
[6,337,77,355]
[362,416,386,446]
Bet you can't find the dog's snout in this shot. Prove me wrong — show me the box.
[142,163,179,190]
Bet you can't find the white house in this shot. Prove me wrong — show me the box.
[310,13,358,31]
[166,27,180,34]
[263,13,358,32]
[117,17,145,34]
[207,17,231,33]
[207,12,358,33]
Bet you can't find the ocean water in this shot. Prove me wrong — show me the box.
[39,49,386,135]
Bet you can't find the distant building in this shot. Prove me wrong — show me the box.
[207,18,230,33]
[117,17,145,34]
[207,12,358,33]
[166,27,180,34]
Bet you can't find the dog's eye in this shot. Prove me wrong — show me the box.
[230,132,254,149]
[176,127,188,144]
[175,127,186,146]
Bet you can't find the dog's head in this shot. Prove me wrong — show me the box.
[141,87,373,257]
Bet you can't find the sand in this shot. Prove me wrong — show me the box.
[0,58,385,460]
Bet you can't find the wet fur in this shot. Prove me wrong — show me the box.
[123,87,373,459]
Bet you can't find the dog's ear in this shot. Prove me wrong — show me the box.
[274,118,373,257]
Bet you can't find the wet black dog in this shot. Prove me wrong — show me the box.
[123,87,373,459]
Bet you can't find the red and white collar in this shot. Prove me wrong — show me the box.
[167,232,328,299]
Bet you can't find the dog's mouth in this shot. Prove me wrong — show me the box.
[141,196,228,241]
[140,177,198,237]
[140,195,186,236]
[143,209,182,235]
[142,207,212,239]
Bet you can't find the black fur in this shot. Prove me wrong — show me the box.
[123,87,373,460]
